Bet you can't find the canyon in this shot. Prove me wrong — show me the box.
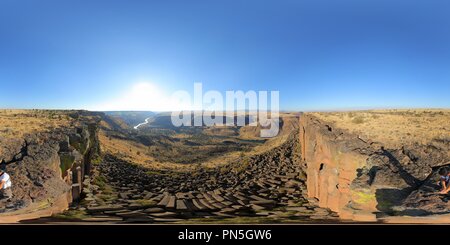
[0,109,448,223]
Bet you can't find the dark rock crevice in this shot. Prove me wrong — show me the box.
[300,113,449,220]
[2,141,28,167]
[355,140,449,216]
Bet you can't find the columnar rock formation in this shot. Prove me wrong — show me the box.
[35,133,339,223]
[0,112,101,223]
[299,115,377,220]
[299,114,450,221]
[4,111,448,223]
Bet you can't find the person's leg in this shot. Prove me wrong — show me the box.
[4,188,12,200]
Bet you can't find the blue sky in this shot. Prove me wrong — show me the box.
[0,0,449,111]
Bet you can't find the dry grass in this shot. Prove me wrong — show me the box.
[99,113,299,170]
[311,109,450,148]
[0,109,72,139]
[99,130,194,170]
[237,114,299,154]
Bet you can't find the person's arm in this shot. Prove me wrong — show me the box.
[438,178,447,193]
[0,180,4,189]
[443,184,450,193]
[439,180,450,194]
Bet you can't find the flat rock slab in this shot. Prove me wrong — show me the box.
[203,193,215,202]
[237,200,249,206]
[118,193,129,199]
[192,199,214,210]
[184,199,197,211]
[153,218,184,222]
[254,212,270,216]
[285,206,311,212]
[249,200,276,207]
[286,180,302,186]
[143,192,154,199]
[175,192,186,199]
[176,200,188,211]
[143,207,165,213]
[166,196,176,209]
[232,194,248,201]
[222,201,233,206]
[122,217,154,223]
[151,194,164,202]
[115,211,147,218]
[128,203,155,210]
[249,195,271,202]
[212,212,235,218]
[81,216,123,222]
[211,193,225,202]
[150,212,178,218]
[210,202,226,209]
[157,195,170,207]
[86,205,124,213]
[266,179,282,185]
[279,188,296,194]
[192,199,209,210]
[250,204,266,211]
[198,199,217,210]
[223,194,239,203]
[221,207,236,214]
[103,209,130,215]
[231,205,244,210]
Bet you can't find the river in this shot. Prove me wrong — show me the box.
[134,117,152,129]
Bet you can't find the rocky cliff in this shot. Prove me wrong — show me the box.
[49,131,341,223]
[299,114,450,221]
[0,111,101,223]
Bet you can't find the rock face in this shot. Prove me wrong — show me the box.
[11,111,447,223]
[55,132,339,223]
[299,114,450,221]
[0,111,101,223]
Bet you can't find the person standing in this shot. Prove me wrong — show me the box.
[0,169,12,201]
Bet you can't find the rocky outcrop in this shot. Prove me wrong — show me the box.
[38,133,339,223]
[299,114,450,221]
[8,111,447,223]
[0,111,101,223]
[299,115,376,220]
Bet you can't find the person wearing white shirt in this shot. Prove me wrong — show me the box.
[0,170,12,201]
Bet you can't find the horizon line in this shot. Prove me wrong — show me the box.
[1,107,449,113]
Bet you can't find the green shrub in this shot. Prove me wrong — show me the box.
[60,154,75,175]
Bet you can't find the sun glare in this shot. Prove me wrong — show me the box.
[93,82,184,111]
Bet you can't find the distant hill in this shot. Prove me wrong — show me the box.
[142,112,256,129]
[104,111,155,127]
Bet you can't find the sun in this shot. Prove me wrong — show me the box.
[123,82,163,110]
[92,82,177,111]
